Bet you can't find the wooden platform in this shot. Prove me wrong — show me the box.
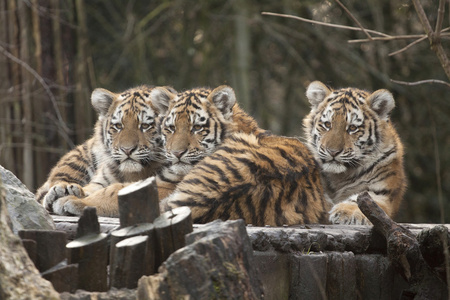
[52,215,449,253]
[52,215,450,299]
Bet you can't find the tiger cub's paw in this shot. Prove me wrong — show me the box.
[329,198,371,225]
[43,183,85,212]
[62,197,88,216]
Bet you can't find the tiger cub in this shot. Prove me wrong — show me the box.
[159,85,329,226]
[58,85,329,225]
[303,81,406,225]
[36,85,175,216]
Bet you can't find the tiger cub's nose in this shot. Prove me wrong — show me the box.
[327,148,342,157]
[172,150,187,159]
[121,146,136,156]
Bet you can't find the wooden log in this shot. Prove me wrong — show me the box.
[110,223,155,255]
[20,238,37,266]
[118,176,160,228]
[109,223,156,285]
[417,224,450,281]
[137,219,263,299]
[110,235,150,289]
[66,207,108,292]
[18,229,67,272]
[52,215,119,241]
[66,233,108,292]
[153,206,193,269]
[76,206,100,237]
[41,261,78,293]
[357,192,448,300]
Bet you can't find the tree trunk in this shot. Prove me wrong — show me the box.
[74,0,93,143]
[233,0,251,112]
[0,0,14,173]
[18,0,34,189]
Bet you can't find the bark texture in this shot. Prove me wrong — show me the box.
[137,219,263,299]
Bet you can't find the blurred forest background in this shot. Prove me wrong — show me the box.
[0,0,449,223]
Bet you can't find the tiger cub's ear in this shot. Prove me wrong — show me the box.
[367,89,395,120]
[306,81,332,109]
[209,85,236,119]
[91,88,116,117]
[150,86,177,114]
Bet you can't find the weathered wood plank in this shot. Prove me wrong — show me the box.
[51,215,450,254]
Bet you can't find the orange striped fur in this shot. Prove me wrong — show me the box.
[303,81,406,225]
[36,85,175,215]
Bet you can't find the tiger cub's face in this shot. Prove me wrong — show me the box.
[91,85,175,173]
[303,81,396,174]
[159,86,236,173]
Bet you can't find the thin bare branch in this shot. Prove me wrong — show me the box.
[390,78,450,88]
[412,0,450,80]
[349,34,426,43]
[349,30,450,43]
[261,12,391,37]
[389,28,450,56]
[333,0,372,40]
[0,44,71,134]
[435,0,446,37]
[389,36,428,56]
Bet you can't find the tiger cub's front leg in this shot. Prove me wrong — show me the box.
[328,192,395,225]
[55,183,127,217]
[328,194,370,225]
[42,182,85,212]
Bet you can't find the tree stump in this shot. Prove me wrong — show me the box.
[109,223,156,288]
[41,261,78,293]
[66,207,108,292]
[118,176,160,228]
[110,235,152,289]
[357,192,448,300]
[417,225,450,282]
[137,219,263,299]
[18,229,67,272]
[76,206,100,237]
[20,238,37,266]
[153,206,193,269]
[109,223,155,263]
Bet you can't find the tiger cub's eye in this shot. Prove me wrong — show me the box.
[193,124,203,131]
[113,123,123,130]
[324,121,331,129]
[140,123,151,130]
[348,124,358,132]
